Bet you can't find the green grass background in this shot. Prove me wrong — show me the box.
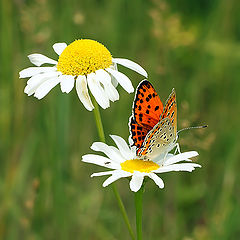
[1,0,240,239]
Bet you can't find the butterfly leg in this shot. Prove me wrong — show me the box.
[162,151,169,164]
[174,143,181,154]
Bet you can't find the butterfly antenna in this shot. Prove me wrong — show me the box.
[177,125,208,134]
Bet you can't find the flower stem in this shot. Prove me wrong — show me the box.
[92,99,135,240]
[112,184,136,240]
[134,185,144,240]
[93,100,105,143]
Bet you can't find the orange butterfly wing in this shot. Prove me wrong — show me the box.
[133,80,164,128]
[129,116,150,149]
[137,89,177,158]
[129,80,164,149]
[159,88,177,135]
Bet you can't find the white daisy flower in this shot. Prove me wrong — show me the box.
[19,39,147,111]
[82,135,201,192]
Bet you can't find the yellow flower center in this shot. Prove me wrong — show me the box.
[120,159,159,173]
[57,39,112,76]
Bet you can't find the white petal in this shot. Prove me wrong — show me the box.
[91,171,116,177]
[91,142,124,163]
[27,71,59,86]
[110,135,134,159]
[113,58,148,78]
[19,67,57,78]
[76,75,94,111]
[130,173,144,192]
[95,69,119,102]
[154,163,201,173]
[82,154,120,169]
[164,151,199,166]
[34,77,60,99]
[28,54,57,66]
[103,170,131,187]
[25,78,46,96]
[87,73,110,109]
[106,68,134,93]
[103,83,119,102]
[59,75,75,93]
[53,43,67,55]
[95,69,111,84]
[24,72,59,96]
[148,173,164,188]
[110,145,128,163]
[109,63,118,87]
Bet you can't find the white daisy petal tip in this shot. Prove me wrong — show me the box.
[163,150,200,166]
[109,135,133,159]
[28,54,57,66]
[53,42,67,55]
[33,78,60,99]
[130,174,144,192]
[112,58,148,78]
[149,173,164,189]
[106,68,134,94]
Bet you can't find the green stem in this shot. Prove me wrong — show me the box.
[93,100,105,143]
[112,184,135,240]
[92,99,135,240]
[134,185,144,240]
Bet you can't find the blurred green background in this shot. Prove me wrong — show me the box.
[1,0,240,239]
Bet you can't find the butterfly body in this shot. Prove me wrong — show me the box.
[129,80,178,161]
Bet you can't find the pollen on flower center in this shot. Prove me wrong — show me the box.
[120,159,159,173]
[57,39,112,76]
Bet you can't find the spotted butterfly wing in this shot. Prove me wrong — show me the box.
[129,116,150,149]
[133,80,164,128]
[129,80,164,149]
[138,118,177,160]
[159,88,177,136]
[137,88,177,160]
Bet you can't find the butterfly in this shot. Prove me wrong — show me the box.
[129,80,178,161]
